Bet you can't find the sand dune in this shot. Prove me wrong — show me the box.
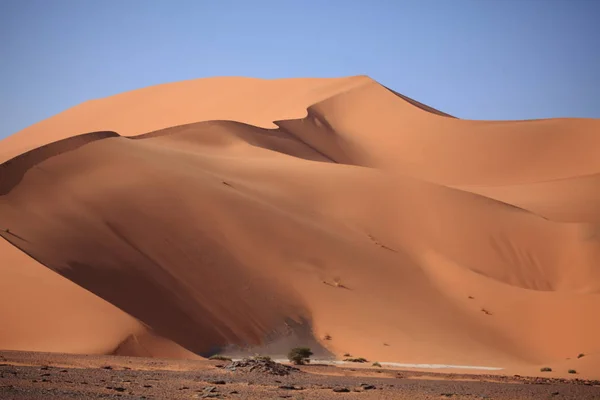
[1,76,599,378]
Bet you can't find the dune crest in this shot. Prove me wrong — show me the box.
[1,76,599,377]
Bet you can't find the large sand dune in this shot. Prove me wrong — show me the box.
[1,76,599,377]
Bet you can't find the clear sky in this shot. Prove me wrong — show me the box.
[1,0,599,139]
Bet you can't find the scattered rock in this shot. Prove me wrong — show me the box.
[225,358,300,376]
[360,384,376,390]
[333,387,350,393]
[279,385,303,390]
[196,386,220,398]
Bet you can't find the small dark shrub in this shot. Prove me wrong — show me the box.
[287,347,313,365]
[568,369,577,374]
[540,367,552,372]
[372,361,382,367]
[344,357,368,363]
[577,353,585,359]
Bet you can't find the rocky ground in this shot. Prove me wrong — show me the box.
[1,351,599,399]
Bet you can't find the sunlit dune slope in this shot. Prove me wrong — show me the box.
[1,76,599,378]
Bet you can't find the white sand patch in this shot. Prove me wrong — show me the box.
[268,358,503,371]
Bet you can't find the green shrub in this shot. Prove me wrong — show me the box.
[287,347,313,365]
[540,367,552,372]
[372,361,382,367]
[568,369,577,374]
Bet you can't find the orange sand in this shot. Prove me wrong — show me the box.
[1,76,599,378]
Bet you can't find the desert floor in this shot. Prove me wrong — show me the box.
[1,351,599,400]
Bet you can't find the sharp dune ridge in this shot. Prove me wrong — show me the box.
[1,75,600,379]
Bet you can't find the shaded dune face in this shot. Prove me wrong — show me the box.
[1,76,600,374]
[0,130,310,356]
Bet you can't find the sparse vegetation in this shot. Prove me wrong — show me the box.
[323,334,332,340]
[568,369,577,374]
[344,357,368,363]
[540,367,552,372]
[287,347,313,365]
[372,361,382,367]
[208,355,232,362]
[343,353,351,357]
[578,353,585,359]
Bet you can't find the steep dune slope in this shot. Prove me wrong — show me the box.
[1,76,600,377]
[0,241,143,355]
[288,81,600,185]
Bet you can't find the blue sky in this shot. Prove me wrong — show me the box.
[1,0,599,139]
